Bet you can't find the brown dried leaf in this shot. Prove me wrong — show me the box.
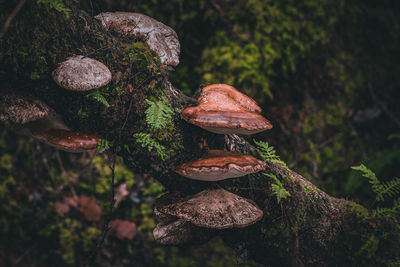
[109,219,137,240]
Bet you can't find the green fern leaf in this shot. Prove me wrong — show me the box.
[135,133,166,160]
[144,99,173,132]
[254,140,290,171]
[351,164,400,201]
[86,90,110,108]
[265,173,291,203]
[381,178,400,199]
[36,0,71,18]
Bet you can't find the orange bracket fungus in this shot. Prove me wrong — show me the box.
[181,84,272,135]
[34,129,100,153]
[174,150,266,181]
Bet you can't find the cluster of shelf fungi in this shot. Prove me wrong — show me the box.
[0,12,274,246]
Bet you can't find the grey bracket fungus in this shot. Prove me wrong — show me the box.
[155,189,263,229]
[95,12,180,67]
[174,150,267,181]
[52,55,112,92]
[181,84,272,135]
[0,90,52,125]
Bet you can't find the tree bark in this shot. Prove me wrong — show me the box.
[1,2,399,266]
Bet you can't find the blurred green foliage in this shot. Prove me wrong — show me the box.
[0,128,256,266]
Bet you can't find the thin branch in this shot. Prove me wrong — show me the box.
[368,82,400,128]
[0,0,27,39]
[86,147,117,265]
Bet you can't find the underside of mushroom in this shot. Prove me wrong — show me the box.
[153,220,214,246]
[174,150,267,181]
[181,84,272,135]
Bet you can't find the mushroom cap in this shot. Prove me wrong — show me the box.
[201,84,262,113]
[153,219,213,245]
[0,90,52,125]
[52,55,112,91]
[174,150,266,181]
[181,107,272,135]
[34,128,99,152]
[95,12,180,66]
[155,189,263,229]
[181,84,272,134]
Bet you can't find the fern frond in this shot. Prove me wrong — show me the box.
[254,140,290,171]
[37,0,71,18]
[97,139,112,153]
[380,178,400,199]
[86,90,110,108]
[264,173,291,203]
[135,133,166,160]
[372,198,400,218]
[144,99,173,132]
[351,164,400,201]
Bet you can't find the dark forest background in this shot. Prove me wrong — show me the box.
[1,0,399,266]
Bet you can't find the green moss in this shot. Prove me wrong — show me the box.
[347,202,370,222]
[0,154,12,170]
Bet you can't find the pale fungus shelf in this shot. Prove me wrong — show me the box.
[52,55,112,92]
[181,84,272,135]
[95,12,180,67]
[174,150,266,181]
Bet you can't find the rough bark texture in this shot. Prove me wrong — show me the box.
[1,2,399,266]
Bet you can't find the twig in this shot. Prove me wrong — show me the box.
[0,0,27,39]
[86,146,117,265]
[368,82,400,128]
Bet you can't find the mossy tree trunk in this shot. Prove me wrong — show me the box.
[1,1,399,266]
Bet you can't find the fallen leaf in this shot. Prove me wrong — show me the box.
[109,219,137,240]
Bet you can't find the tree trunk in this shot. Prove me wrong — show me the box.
[1,1,399,266]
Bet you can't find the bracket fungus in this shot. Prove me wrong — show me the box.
[154,189,263,230]
[95,12,180,66]
[181,84,272,135]
[0,89,100,152]
[52,55,112,92]
[201,84,262,113]
[153,220,213,246]
[0,90,52,125]
[34,129,99,153]
[174,150,266,181]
